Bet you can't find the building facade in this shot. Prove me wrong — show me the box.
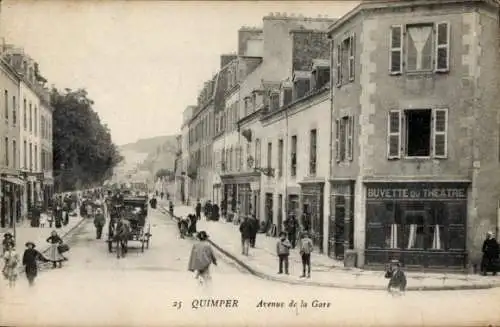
[328,0,500,270]
[0,58,22,228]
[40,95,54,209]
[180,105,194,204]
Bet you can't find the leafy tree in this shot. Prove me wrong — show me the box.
[51,88,123,191]
[155,168,174,181]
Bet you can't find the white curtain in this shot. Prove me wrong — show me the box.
[432,224,442,250]
[390,224,398,248]
[407,224,417,249]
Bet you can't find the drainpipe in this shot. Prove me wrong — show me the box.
[328,34,334,256]
[283,105,289,233]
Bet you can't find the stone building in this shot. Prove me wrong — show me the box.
[180,105,194,204]
[40,92,54,208]
[328,0,500,270]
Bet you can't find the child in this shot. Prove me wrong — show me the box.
[39,211,48,228]
[276,232,291,275]
[47,210,54,228]
[385,259,407,296]
[3,245,19,288]
[299,231,313,278]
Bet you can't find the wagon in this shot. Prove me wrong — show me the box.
[106,196,152,256]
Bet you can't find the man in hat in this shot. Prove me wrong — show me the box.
[22,241,46,286]
[386,259,407,295]
[94,208,106,239]
[299,231,314,278]
[481,231,499,276]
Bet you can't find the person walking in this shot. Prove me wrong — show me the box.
[94,208,106,240]
[299,231,313,278]
[22,242,47,286]
[481,231,499,276]
[188,231,217,287]
[285,214,298,249]
[195,200,202,221]
[46,231,65,268]
[239,217,253,256]
[249,216,259,248]
[276,232,291,275]
[2,244,19,288]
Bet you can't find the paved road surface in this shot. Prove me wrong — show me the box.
[1,209,499,327]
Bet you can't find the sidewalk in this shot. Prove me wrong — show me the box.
[164,204,500,291]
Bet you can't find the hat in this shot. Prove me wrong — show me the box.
[197,231,208,240]
[279,231,287,237]
[3,232,12,238]
[390,259,401,266]
[25,242,36,248]
[488,231,494,236]
[302,231,309,237]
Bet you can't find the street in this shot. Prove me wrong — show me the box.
[1,209,499,327]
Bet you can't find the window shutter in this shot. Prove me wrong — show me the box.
[336,43,342,87]
[389,25,403,75]
[387,110,401,159]
[348,34,355,81]
[433,109,448,158]
[435,22,450,72]
[335,119,341,162]
[347,115,354,161]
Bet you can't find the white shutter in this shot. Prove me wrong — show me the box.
[336,43,342,87]
[435,22,450,72]
[389,25,403,75]
[387,110,402,159]
[335,119,341,162]
[433,109,448,158]
[348,35,355,81]
[347,116,354,161]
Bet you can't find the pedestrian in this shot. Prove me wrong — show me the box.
[212,203,220,222]
[481,231,499,276]
[285,214,298,249]
[276,232,291,275]
[55,205,63,229]
[2,233,15,254]
[188,231,217,287]
[239,217,253,256]
[46,231,65,268]
[39,210,48,228]
[2,244,19,288]
[195,200,202,221]
[299,231,313,278]
[169,201,174,216]
[47,209,54,228]
[94,208,105,239]
[188,214,197,236]
[249,216,259,248]
[22,242,47,287]
[385,259,407,296]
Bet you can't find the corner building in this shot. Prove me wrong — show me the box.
[328,0,500,270]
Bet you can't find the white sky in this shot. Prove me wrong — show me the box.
[1,0,358,145]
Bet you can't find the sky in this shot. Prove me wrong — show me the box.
[0,0,358,146]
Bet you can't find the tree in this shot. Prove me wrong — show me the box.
[51,88,123,191]
[155,168,174,181]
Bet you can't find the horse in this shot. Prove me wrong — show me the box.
[113,219,130,259]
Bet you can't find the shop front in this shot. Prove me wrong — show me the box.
[220,172,260,220]
[299,181,325,253]
[1,174,25,228]
[329,180,355,260]
[364,182,468,270]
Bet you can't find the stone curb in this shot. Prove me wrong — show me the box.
[161,207,500,291]
[17,216,88,275]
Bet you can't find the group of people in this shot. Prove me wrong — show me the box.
[2,230,69,288]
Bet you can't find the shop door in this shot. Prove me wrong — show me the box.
[265,193,274,235]
[402,210,428,267]
[334,196,346,259]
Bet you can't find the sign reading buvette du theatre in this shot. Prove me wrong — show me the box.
[365,182,469,200]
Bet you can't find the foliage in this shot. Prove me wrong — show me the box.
[51,88,123,191]
[155,168,174,181]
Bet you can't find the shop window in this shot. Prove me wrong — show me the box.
[387,109,448,159]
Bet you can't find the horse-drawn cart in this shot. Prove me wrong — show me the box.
[106,196,152,257]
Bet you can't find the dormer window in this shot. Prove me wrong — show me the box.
[244,97,251,115]
[251,93,256,110]
[292,71,312,100]
[269,92,280,112]
[280,81,293,107]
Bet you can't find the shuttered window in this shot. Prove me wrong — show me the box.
[336,43,342,87]
[435,22,450,72]
[432,109,448,158]
[348,35,355,81]
[387,110,401,159]
[389,25,403,74]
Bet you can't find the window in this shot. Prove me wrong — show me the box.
[244,97,250,115]
[42,149,46,171]
[29,142,32,171]
[282,88,293,107]
[291,135,297,177]
[294,79,310,100]
[12,96,16,126]
[12,140,16,169]
[251,93,256,110]
[255,138,261,168]
[246,143,251,169]
[23,140,27,169]
[278,139,283,177]
[387,109,448,159]
[309,129,317,175]
[267,142,272,171]
[23,99,27,129]
[335,116,354,162]
[29,102,32,132]
[335,34,355,86]
[315,68,330,90]
[270,92,280,112]
[4,90,8,121]
[4,137,8,167]
[390,22,450,75]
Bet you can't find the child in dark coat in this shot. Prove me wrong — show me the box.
[276,232,292,274]
[385,259,407,296]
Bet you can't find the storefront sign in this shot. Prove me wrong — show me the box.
[365,182,468,200]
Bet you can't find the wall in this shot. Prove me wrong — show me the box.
[0,61,20,175]
[238,28,263,56]
[291,30,331,71]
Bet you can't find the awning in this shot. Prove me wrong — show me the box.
[2,176,25,186]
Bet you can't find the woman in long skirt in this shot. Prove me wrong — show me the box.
[46,231,65,268]
[2,245,20,288]
[23,242,46,286]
